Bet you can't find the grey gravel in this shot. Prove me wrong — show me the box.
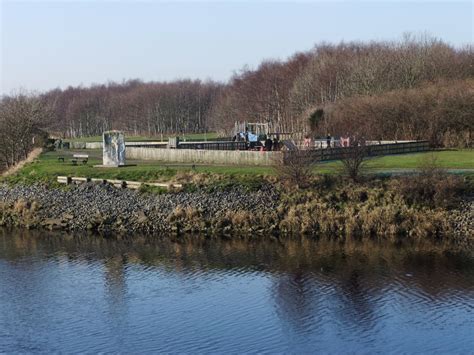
[448,195,474,248]
[0,183,280,234]
[1,183,472,242]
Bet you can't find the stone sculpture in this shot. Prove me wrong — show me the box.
[103,131,125,166]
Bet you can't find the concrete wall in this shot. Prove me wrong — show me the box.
[70,141,429,166]
[127,147,282,166]
[127,141,429,166]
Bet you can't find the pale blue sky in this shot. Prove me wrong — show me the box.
[1,1,473,94]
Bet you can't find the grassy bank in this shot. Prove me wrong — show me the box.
[1,173,471,247]
[0,149,273,187]
[0,147,472,246]
[1,149,472,187]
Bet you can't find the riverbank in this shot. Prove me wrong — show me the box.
[0,182,279,234]
[0,179,472,248]
[3,149,474,186]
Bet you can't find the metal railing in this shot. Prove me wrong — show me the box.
[285,140,430,163]
[177,141,247,150]
[175,140,430,158]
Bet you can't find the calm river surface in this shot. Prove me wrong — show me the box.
[0,228,473,353]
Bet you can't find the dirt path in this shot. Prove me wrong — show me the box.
[370,168,474,175]
[1,148,43,177]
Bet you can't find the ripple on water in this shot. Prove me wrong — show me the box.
[0,232,473,353]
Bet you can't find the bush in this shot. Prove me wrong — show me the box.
[395,174,466,209]
[274,150,315,188]
[339,139,367,182]
[391,155,466,208]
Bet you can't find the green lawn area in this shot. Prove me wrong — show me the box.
[1,149,274,185]
[2,149,472,186]
[66,132,220,143]
[318,149,474,172]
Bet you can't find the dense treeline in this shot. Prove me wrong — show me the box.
[0,94,50,170]
[215,35,473,140]
[1,35,473,158]
[325,79,474,147]
[42,79,223,138]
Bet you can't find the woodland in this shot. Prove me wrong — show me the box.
[1,35,473,169]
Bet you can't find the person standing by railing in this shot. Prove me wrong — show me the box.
[273,135,280,151]
[264,136,273,151]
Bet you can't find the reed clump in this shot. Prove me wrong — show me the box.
[391,172,466,209]
[1,198,40,229]
[167,206,207,234]
[276,177,457,241]
[210,209,279,237]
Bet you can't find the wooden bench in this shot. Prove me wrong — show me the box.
[71,154,89,165]
[57,156,64,162]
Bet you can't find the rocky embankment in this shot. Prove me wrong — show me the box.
[0,183,473,245]
[448,195,474,248]
[0,183,280,235]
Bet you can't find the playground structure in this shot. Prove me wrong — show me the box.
[233,121,295,141]
[234,121,270,139]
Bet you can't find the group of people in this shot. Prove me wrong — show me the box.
[232,130,281,151]
[263,136,280,151]
[233,128,354,151]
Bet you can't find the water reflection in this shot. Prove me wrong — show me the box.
[103,255,129,350]
[0,228,473,353]
[104,255,128,304]
[337,269,375,331]
[273,269,318,334]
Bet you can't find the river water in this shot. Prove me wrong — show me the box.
[0,228,473,353]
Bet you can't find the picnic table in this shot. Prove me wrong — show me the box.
[71,154,89,165]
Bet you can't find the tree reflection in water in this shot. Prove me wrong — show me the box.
[103,254,129,348]
[272,269,319,334]
[0,227,473,345]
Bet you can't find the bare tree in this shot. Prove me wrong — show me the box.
[0,93,50,170]
[340,138,368,182]
[275,149,317,188]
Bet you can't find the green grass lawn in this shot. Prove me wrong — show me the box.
[318,149,474,173]
[66,132,220,143]
[1,149,274,185]
[2,149,472,186]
